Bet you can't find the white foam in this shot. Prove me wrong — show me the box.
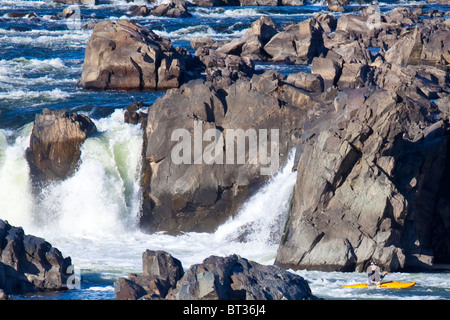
[0,29,91,48]
[0,88,71,101]
[0,125,33,229]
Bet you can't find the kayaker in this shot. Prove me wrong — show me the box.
[367,262,388,286]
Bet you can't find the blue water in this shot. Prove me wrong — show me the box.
[1,0,449,300]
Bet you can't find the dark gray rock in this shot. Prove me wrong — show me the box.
[275,86,450,272]
[26,108,97,182]
[168,254,316,300]
[114,250,184,300]
[0,219,72,295]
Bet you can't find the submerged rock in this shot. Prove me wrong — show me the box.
[26,108,97,182]
[0,219,72,296]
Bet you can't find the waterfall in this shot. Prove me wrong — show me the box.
[0,110,297,273]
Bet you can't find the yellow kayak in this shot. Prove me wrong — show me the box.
[343,282,416,289]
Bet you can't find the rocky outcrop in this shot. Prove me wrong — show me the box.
[0,219,72,296]
[276,85,450,272]
[115,250,316,300]
[169,254,315,300]
[114,250,184,300]
[26,108,97,182]
[53,0,98,4]
[191,0,303,5]
[139,68,329,234]
[78,20,187,91]
[130,6,450,272]
[150,0,191,18]
[216,15,279,61]
[274,9,450,272]
[263,16,327,64]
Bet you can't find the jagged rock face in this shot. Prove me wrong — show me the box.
[114,250,316,300]
[169,254,315,300]
[140,71,326,235]
[275,87,450,272]
[114,250,184,300]
[78,20,185,91]
[26,108,97,182]
[0,220,72,295]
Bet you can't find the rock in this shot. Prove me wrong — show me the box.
[337,63,374,90]
[275,85,450,272]
[6,12,37,19]
[425,0,450,4]
[311,56,342,89]
[115,250,184,300]
[195,47,255,87]
[142,250,184,288]
[128,5,150,16]
[0,219,72,295]
[240,0,278,5]
[114,277,148,300]
[286,72,324,92]
[191,0,239,6]
[336,13,372,37]
[383,25,450,69]
[150,0,191,18]
[61,7,76,18]
[216,15,278,61]
[327,0,346,13]
[139,71,319,234]
[78,20,186,91]
[331,40,373,65]
[435,95,450,118]
[190,37,218,50]
[26,108,97,182]
[53,0,98,4]
[264,17,325,63]
[313,12,337,33]
[169,255,316,300]
[281,0,304,5]
[124,101,148,126]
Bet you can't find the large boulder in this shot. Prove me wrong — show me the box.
[168,254,316,300]
[264,17,326,63]
[78,20,186,91]
[275,86,450,272]
[384,26,450,69]
[53,0,98,4]
[139,70,325,234]
[115,250,184,300]
[26,108,97,182]
[150,0,191,18]
[0,219,72,296]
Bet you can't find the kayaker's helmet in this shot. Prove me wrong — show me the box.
[370,261,376,265]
